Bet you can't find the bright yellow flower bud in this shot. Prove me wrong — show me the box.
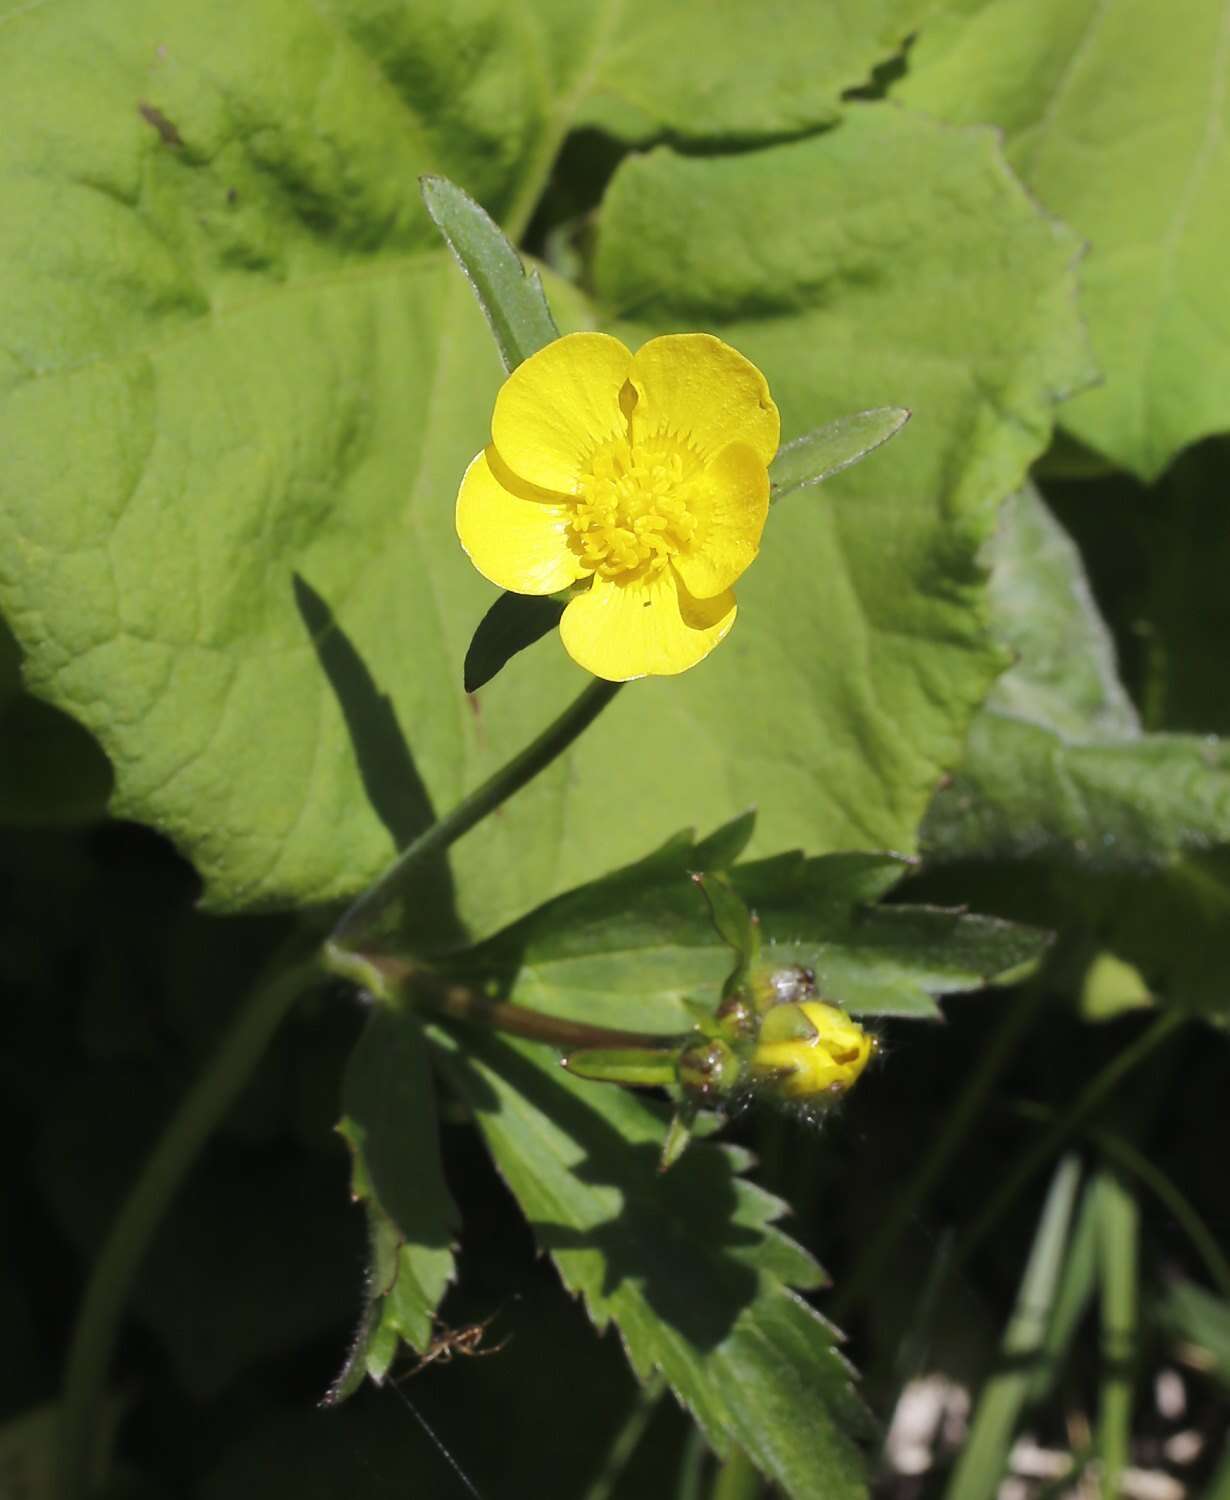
[455,332,779,681]
[750,1001,875,1101]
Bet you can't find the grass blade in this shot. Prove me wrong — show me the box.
[1028,1179,1099,1404]
[1094,1167,1138,1500]
[945,1155,1083,1500]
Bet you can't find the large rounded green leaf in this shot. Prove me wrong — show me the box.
[589,107,1091,874]
[1,5,1088,931]
[898,0,1230,479]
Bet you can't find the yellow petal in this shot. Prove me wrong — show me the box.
[752,1002,875,1101]
[560,569,736,681]
[672,441,769,600]
[455,448,585,595]
[491,332,632,493]
[629,334,780,467]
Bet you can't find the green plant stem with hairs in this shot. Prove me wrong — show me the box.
[835,982,1046,1320]
[56,675,623,1500]
[950,1010,1184,1279]
[838,1004,1184,1326]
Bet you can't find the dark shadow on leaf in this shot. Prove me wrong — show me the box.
[293,574,466,951]
[451,1030,762,1352]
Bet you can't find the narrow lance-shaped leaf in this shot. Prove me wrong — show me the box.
[692,870,760,988]
[1162,1278,1230,1392]
[463,591,566,694]
[770,407,912,501]
[946,1156,1083,1500]
[1095,1168,1139,1496]
[421,175,558,373]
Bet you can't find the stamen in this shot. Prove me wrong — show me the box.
[571,435,704,582]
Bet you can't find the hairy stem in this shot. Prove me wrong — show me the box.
[951,1010,1183,1278]
[366,955,677,1053]
[332,677,622,948]
[57,942,320,1500]
[60,674,624,1499]
[711,1446,763,1500]
[835,984,1045,1320]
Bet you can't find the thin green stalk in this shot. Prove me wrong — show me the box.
[1014,1105,1230,1304]
[1097,1127,1230,1300]
[676,1427,710,1500]
[871,1011,1184,1440]
[889,1229,955,1393]
[332,677,622,948]
[1028,1179,1100,1404]
[60,675,624,1500]
[944,1156,1083,1500]
[1095,1168,1138,1500]
[356,959,676,1053]
[57,943,321,1500]
[582,1376,665,1500]
[835,984,1045,1319]
[949,1011,1183,1280]
[711,1446,762,1500]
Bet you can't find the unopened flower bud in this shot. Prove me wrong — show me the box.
[676,1036,741,1107]
[714,992,757,1040]
[750,1001,875,1101]
[749,963,817,1012]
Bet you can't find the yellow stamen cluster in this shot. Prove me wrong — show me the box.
[454,331,778,679]
[570,437,702,580]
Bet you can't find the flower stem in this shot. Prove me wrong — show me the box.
[1013,1104,1230,1302]
[56,941,320,1500]
[836,1003,1184,1327]
[949,1009,1183,1280]
[332,677,623,949]
[711,1446,763,1500]
[581,1375,666,1500]
[360,955,676,1053]
[834,983,1045,1321]
[58,675,623,1500]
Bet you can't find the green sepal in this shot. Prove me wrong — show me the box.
[463,591,565,693]
[563,1046,681,1089]
[692,872,760,993]
[758,1004,821,1045]
[680,996,723,1032]
[769,406,911,501]
[420,174,558,373]
[746,1062,796,1090]
[658,1104,699,1173]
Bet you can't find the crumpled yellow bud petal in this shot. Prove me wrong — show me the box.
[750,1001,875,1101]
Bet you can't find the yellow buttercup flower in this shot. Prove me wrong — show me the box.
[456,332,780,681]
[750,1001,876,1101]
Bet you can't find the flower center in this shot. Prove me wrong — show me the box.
[570,436,703,582]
